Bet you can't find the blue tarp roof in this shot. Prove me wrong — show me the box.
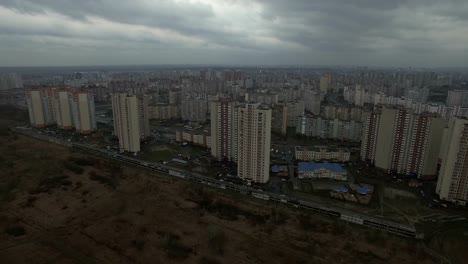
[356,186,370,194]
[271,165,281,173]
[333,186,348,192]
[298,162,346,173]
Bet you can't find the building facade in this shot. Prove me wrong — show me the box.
[71,90,97,134]
[237,104,272,183]
[436,118,468,205]
[210,97,238,161]
[54,89,74,129]
[181,93,208,123]
[25,88,56,128]
[363,107,447,178]
[360,111,380,163]
[304,90,321,115]
[286,100,305,127]
[296,116,363,142]
[112,93,150,153]
[271,104,288,135]
[297,162,347,181]
[319,74,330,93]
[446,90,468,107]
[0,73,23,90]
[175,130,211,148]
[26,87,96,133]
[295,146,350,162]
[149,104,180,120]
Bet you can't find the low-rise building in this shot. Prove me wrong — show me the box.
[297,162,347,181]
[175,129,211,148]
[295,146,350,162]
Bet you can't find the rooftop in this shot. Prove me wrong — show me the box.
[295,146,349,153]
[297,162,347,173]
[271,165,288,173]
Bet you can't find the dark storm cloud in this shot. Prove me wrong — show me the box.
[0,0,467,66]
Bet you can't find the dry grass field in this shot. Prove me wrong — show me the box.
[0,106,463,264]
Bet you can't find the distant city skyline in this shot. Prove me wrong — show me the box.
[1,0,468,67]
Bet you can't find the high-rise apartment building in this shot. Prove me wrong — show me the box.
[210,97,238,161]
[71,90,97,134]
[446,90,468,107]
[360,111,380,163]
[304,90,321,115]
[25,88,56,128]
[0,73,23,90]
[362,107,446,178]
[286,100,305,127]
[181,93,208,123]
[112,93,150,153]
[436,118,468,205]
[27,87,96,133]
[271,104,288,135]
[320,74,330,92]
[237,104,272,183]
[54,89,74,130]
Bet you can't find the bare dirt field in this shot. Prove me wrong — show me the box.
[0,108,464,264]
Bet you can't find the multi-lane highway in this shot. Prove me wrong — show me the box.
[13,127,423,239]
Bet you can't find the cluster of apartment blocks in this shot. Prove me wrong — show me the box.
[344,86,468,119]
[361,107,447,178]
[209,97,272,184]
[360,106,468,205]
[25,88,96,134]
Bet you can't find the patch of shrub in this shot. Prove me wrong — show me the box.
[0,177,19,201]
[89,171,117,189]
[365,230,381,244]
[25,196,37,207]
[160,233,192,259]
[206,200,241,221]
[34,176,72,193]
[270,208,289,225]
[68,156,95,166]
[64,162,84,174]
[198,256,221,264]
[131,239,145,251]
[207,225,225,255]
[297,214,314,231]
[5,225,25,236]
[245,212,268,225]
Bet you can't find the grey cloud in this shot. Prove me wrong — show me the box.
[258,0,468,55]
[0,0,467,66]
[0,0,238,47]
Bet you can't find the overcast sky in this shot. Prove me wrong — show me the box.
[1,0,468,67]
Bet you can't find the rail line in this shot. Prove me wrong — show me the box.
[71,142,422,239]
